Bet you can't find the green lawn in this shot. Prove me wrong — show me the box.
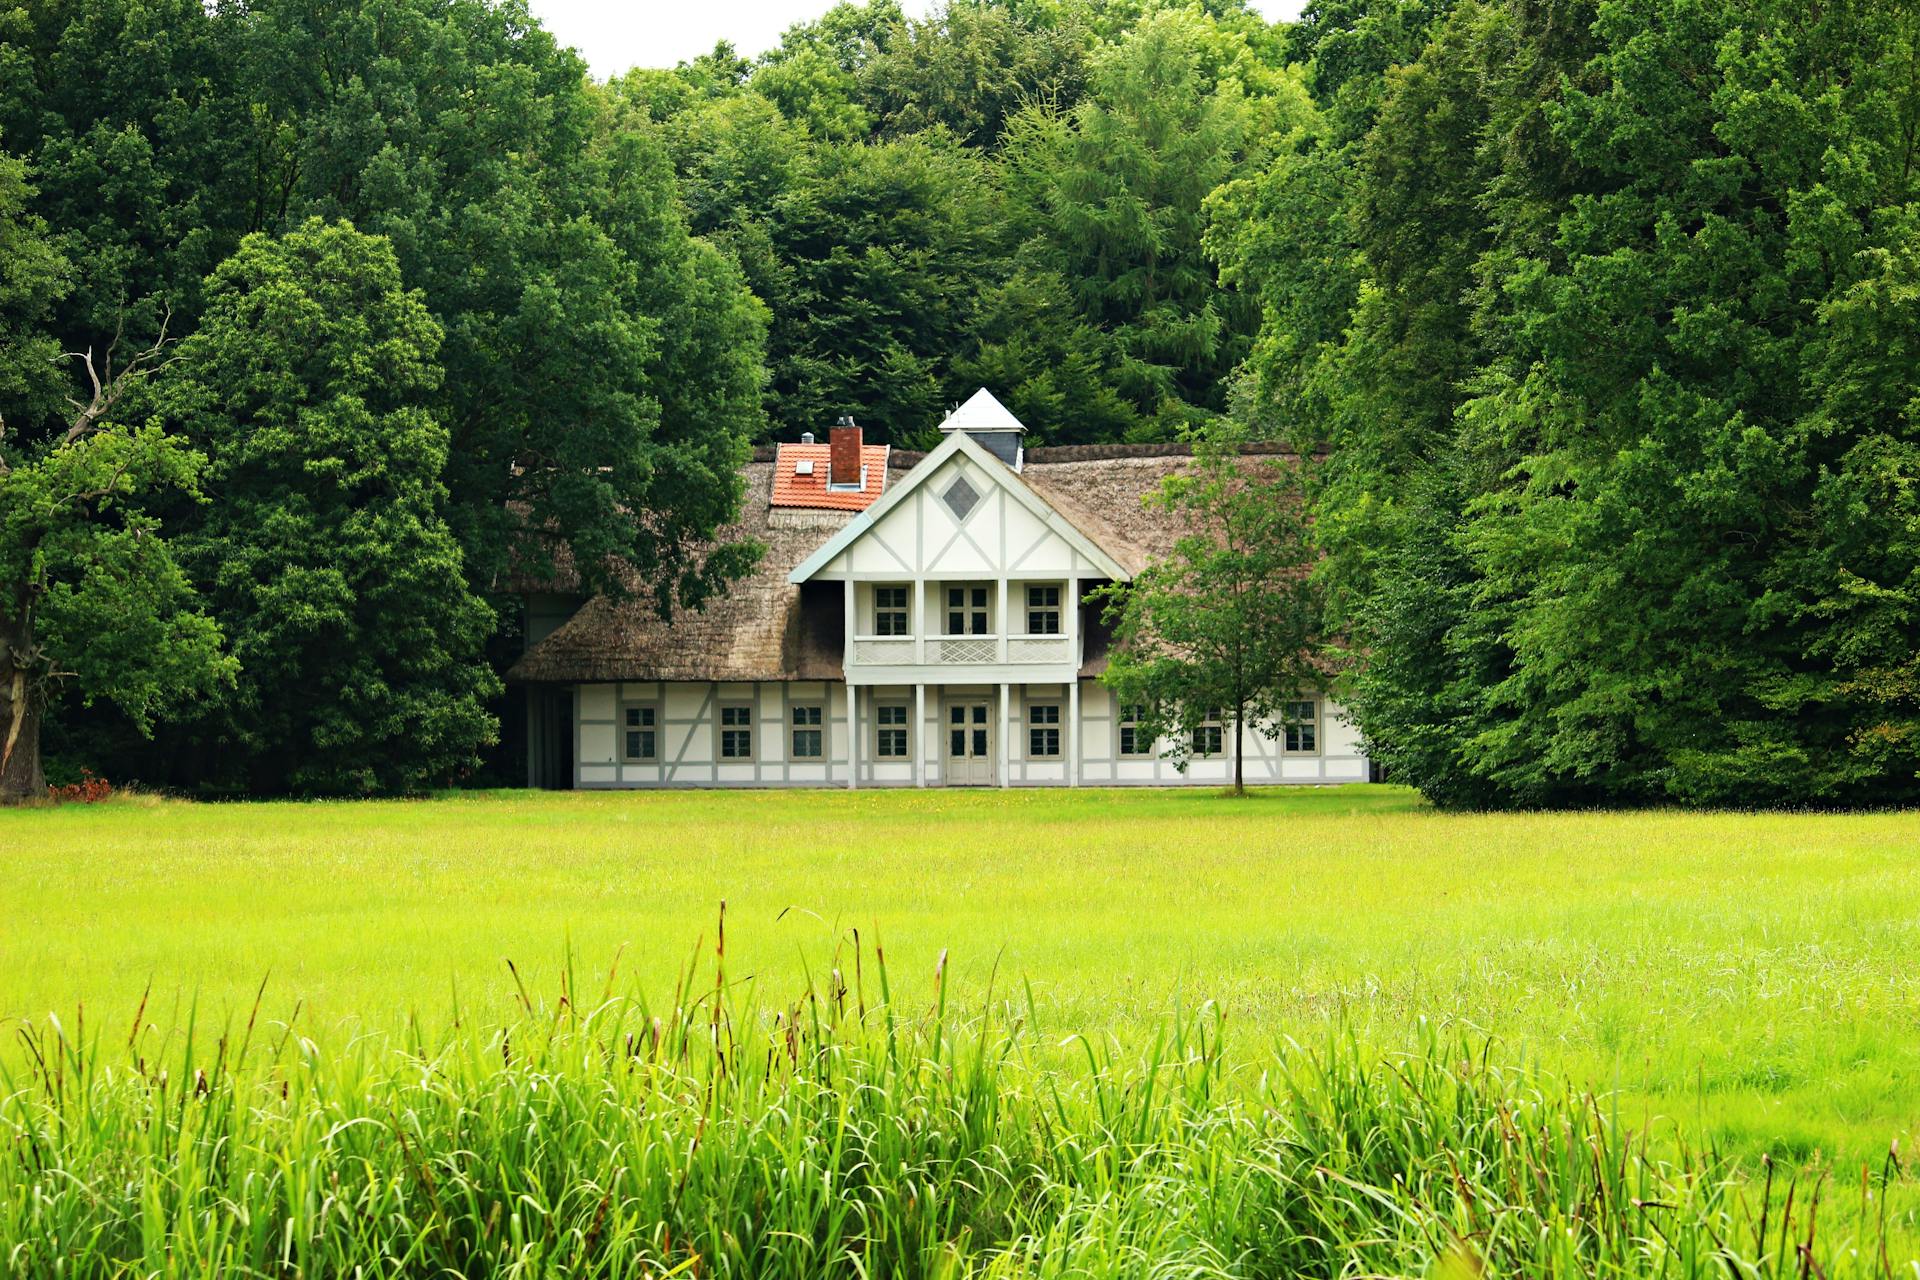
[5,784,1919,1170]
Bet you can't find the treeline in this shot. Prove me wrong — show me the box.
[1225,0,1920,807]
[3,0,1917,808]
[613,0,1303,445]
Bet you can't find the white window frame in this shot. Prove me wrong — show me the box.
[1117,704,1153,758]
[1190,710,1224,758]
[1026,700,1062,760]
[717,702,754,760]
[1282,699,1320,755]
[944,582,992,636]
[872,584,910,637]
[1025,583,1062,636]
[874,702,911,759]
[790,703,825,759]
[620,702,662,763]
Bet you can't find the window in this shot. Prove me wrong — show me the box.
[946,585,990,635]
[719,704,753,759]
[791,704,823,759]
[1026,584,1061,635]
[875,704,909,758]
[1027,702,1061,758]
[943,474,981,521]
[1191,711,1223,757]
[873,585,909,636]
[1283,699,1319,754]
[621,704,659,762]
[1118,704,1152,758]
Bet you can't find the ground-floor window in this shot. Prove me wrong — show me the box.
[1028,702,1061,758]
[622,704,659,762]
[791,704,823,759]
[1118,704,1153,757]
[1282,699,1319,753]
[719,704,753,759]
[875,703,910,758]
[1191,711,1223,757]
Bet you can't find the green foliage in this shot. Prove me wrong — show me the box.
[154,220,496,794]
[0,142,229,803]
[2,899,1912,1274]
[1228,0,1920,807]
[1094,446,1324,791]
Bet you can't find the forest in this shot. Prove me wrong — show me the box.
[2,0,1917,807]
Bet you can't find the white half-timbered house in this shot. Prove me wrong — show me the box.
[509,389,1368,789]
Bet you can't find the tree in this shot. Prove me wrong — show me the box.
[1092,445,1325,794]
[1000,9,1298,436]
[153,220,497,794]
[0,147,230,803]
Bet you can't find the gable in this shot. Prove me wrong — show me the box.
[788,431,1129,583]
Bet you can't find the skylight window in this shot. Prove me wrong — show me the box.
[795,458,814,475]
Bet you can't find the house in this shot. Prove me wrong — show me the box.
[508,389,1368,789]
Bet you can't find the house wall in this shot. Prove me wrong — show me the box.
[571,680,1367,789]
[824,450,1111,583]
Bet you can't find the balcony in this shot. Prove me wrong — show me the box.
[847,633,1074,671]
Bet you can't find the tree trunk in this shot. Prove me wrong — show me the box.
[0,612,44,804]
[1233,700,1245,796]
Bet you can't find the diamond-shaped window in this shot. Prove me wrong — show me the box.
[943,475,981,521]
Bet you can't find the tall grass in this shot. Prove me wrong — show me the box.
[3,911,1912,1277]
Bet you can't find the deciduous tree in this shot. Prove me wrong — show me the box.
[1093,444,1325,794]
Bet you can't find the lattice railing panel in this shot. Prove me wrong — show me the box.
[851,638,916,665]
[1007,637,1071,663]
[935,638,999,664]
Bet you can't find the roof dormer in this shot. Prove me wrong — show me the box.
[938,388,1027,471]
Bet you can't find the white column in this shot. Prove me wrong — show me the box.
[1066,574,1081,667]
[996,578,1010,663]
[1069,678,1081,787]
[847,683,859,791]
[914,683,927,787]
[999,681,1012,789]
[913,579,927,665]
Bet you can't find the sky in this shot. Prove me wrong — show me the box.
[529,1,1306,80]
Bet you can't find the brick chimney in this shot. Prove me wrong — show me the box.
[829,416,862,488]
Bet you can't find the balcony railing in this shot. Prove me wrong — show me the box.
[850,636,916,665]
[848,634,1074,667]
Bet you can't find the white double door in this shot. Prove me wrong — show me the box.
[944,699,994,785]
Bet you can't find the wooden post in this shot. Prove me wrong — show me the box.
[1069,678,1081,788]
[847,683,859,791]
[913,579,926,666]
[999,681,1011,789]
[996,577,1009,663]
[914,683,927,787]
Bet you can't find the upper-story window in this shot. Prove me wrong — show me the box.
[946,585,990,635]
[873,585,909,636]
[1026,584,1061,635]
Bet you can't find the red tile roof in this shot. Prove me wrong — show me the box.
[770,442,890,510]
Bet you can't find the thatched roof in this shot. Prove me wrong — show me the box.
[508,462,851,683]
[507,444,1298,685]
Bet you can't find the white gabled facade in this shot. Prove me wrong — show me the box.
[522,390,1370,790]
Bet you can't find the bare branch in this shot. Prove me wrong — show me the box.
[63,302,176,445]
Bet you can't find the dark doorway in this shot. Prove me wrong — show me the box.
[526,687,574,789]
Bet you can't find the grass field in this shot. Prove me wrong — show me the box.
[5,785,1920,1274]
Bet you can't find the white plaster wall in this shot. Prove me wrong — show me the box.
[570,680,1368,789]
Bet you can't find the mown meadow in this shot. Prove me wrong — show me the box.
[3,786,1919,1274]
